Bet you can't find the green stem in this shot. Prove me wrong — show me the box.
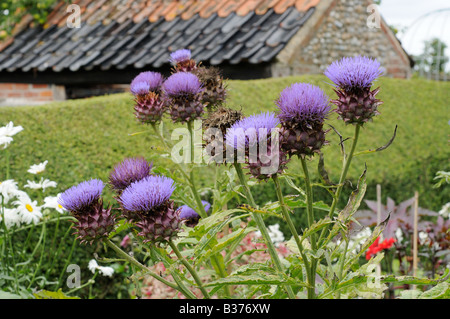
[105,239,185,294]
[150,122,190,181]
[272,174,314,299]
[168,240,210,299]
[299,157,317,251]
[318,124,361,246]
[58,236,77,289]
[187,120,208,218]
[234,163,296,299]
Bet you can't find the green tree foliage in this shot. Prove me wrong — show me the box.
[0,0,59,39]
[415,38,449,75]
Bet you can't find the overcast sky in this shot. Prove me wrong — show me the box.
[378,0,449,57]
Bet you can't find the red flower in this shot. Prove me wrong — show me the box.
[365,237,396,260]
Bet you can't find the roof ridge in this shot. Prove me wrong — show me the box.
[28,0,319,28]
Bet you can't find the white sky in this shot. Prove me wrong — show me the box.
[378,0,450,58]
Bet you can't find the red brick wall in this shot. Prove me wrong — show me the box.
[0,83,66,104]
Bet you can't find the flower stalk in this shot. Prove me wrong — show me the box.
[168,239,211,299]
[234,163,296,299]
[272,174,314,299]
[318,124,361,246]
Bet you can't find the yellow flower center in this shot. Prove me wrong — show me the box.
[58,204,63,209]
[25,204,33,212]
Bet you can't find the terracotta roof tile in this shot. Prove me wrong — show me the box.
[273,0,295,14]
[296,0,320,11]
[0,0,321,73]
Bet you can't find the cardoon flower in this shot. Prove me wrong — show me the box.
[58,179,115,245]
[225,112,288,180]
[169,49,197,72]
[203,107,242,164]
[130,71,164,94]
[179,200,211,227]
[119,175,180,243]
[130,71,166,124]
[324,56,384,125]
[193,66,227,111]
[276,83,331,157]
[163,72,205,123]
[109,157,153,194]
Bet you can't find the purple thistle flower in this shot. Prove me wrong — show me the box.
[130,71,164,96]
[169,49,192,65]
[109,157,153,193]
[179,200,210,227]
[119,175,175,213]
[179,200,211,220]
[225,112,280,151]
[276,83,331,126]
[324,56,383,92]
[58,179,104,213]
[163,72,203,96]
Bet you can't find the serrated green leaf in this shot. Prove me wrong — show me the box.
[33,289,80,299]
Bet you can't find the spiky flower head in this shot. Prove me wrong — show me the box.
[163,72,203,97]
[119,175,175,214]
[203,107,242,164]
[179,200,210,227]
[324,56,383,93]
[163,72,205,123]
[169,49,197,72]
[135,201,181,243]
[58,179,104,214]
[276,83,331,157]
[118,174,181,243]
[58,179,115,245]
[193,66,227,110]
[109,157,153,194]
[225,112,288,180]
[131,71,166,123]
[324,56,384,125]
[277,83,331,127]
[169,49,192,65]
[225,112,280,152]
[130,71,164,96]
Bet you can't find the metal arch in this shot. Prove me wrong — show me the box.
[400,8,450,80]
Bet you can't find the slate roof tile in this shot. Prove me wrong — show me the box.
[0,0,319,73]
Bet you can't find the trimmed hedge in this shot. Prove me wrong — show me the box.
[1,75,448,213]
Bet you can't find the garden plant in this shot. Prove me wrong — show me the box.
[1,50,449,299]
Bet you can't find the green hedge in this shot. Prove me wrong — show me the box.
[1,74,448,213]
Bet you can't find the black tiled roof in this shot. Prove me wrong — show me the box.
[0,6,316,73]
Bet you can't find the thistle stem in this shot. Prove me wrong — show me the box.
[168,240,211,299]
[234,163,296,299]
[105,239,188,296]
[187,120,208,218]
[272,174,314,299]
[150,122,190,181]
[299,157,317,251]
[318,124,361,246]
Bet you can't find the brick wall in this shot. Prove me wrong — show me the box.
[0,83,66,105]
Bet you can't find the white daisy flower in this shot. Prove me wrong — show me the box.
[24,177,57,192]
[43,194,66,214]
[0,136,13,149]
[13,195,42,225]
[0,121,24,137]
[88,259,114,277]
[0,208,21,229]
[27,160,48,174]
[0,179,20,204]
